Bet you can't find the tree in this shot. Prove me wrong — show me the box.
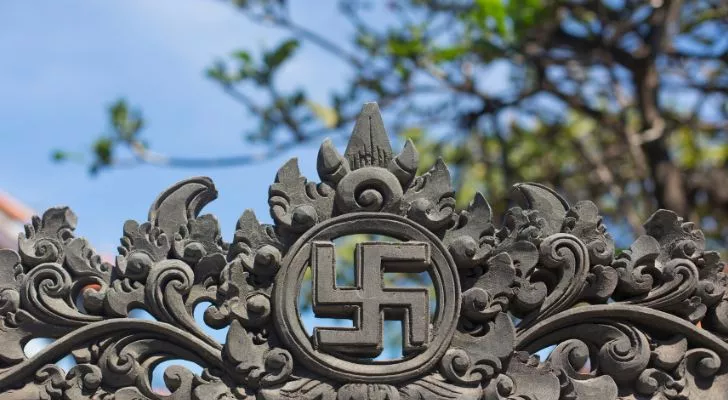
[55,0,728,250]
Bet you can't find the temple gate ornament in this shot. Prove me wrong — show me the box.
[0,103,727,399]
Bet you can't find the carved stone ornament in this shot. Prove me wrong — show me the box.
[1,102,727,400]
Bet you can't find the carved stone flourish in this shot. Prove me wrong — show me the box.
[0,102,727,400]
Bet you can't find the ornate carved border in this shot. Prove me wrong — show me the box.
[0,103,726,399]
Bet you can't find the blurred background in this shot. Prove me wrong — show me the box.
[1,0,726,393]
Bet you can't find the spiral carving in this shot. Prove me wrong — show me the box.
[686,348,721,378]
[619,258,702,321]
[19,238,62,268]
[548,339,590,375]
[22,263,101,326]
[17,208,77,268]
[461,287,501,322]
[518,233,589,328]
[145,259,220,348]
[440,348,500,384]
[260,348,294,387]
[269,158,334,236]
[146,260,194,319]
[595,323,651,384]
[335,168,403,213]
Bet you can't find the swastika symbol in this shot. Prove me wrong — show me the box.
[310,241,431,358]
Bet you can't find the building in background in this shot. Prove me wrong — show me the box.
[0,191,33,250]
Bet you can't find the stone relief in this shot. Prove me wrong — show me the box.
[0,103,726,399]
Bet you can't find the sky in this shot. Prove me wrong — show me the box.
[0,0,353,256]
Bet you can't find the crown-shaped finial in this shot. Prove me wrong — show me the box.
[344,102,393,169]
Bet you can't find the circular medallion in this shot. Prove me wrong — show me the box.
[273,213,461,383]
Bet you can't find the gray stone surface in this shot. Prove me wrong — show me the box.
[0,102,726,399]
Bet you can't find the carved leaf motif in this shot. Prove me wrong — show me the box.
[612,234,660,296]
[116,220,170,281]
[388,139,419,188]
[441,312,514,384]
[514,234,590,330]
[269,158,335,236]
[144,259,221,348]
[0,249,23,306]
[173,214,227,264]
[504,184,623,325]
[607,210,728,324]
[224,320,293,389]
[184,252,227,315]
[148,176,218,241]
[483,352,561,400]
[261,377,337,399]
[206,258,271,329]
[547,339,619,400]
[64,237,112,279]
[510,183,568,238]
[634,338,723,399]
[228,210,282,281]
[337,383,400,400]
[579,264,618,303]
[562,201,615,267]
[460,253,517,323]
[497,206,546,249]
[18,207,77,268]
[404,158,455,232]
[443,192,494,269]
[12,207,113,325]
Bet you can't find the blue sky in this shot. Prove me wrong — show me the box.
[0,0,353,255]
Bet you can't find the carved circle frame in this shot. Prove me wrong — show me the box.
[273,212,461,383]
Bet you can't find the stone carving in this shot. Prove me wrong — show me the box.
[0,102,726,399]
[274,213,460,384]
[310,241,431,356]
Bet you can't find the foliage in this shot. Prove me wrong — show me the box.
[55,0,728,250]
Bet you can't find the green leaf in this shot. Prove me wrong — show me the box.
[93,138,114,166]
[263,39,300,71]
[51,150,67,162]
[232,50,252,63]
[107,98,144,140]
[386,34,424,58]
[110,100,128,131]
[355,33,378,52]
[430,45,468,62]
[476,0,508,36]
[507,0,545,34]
[206,61,232,84]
